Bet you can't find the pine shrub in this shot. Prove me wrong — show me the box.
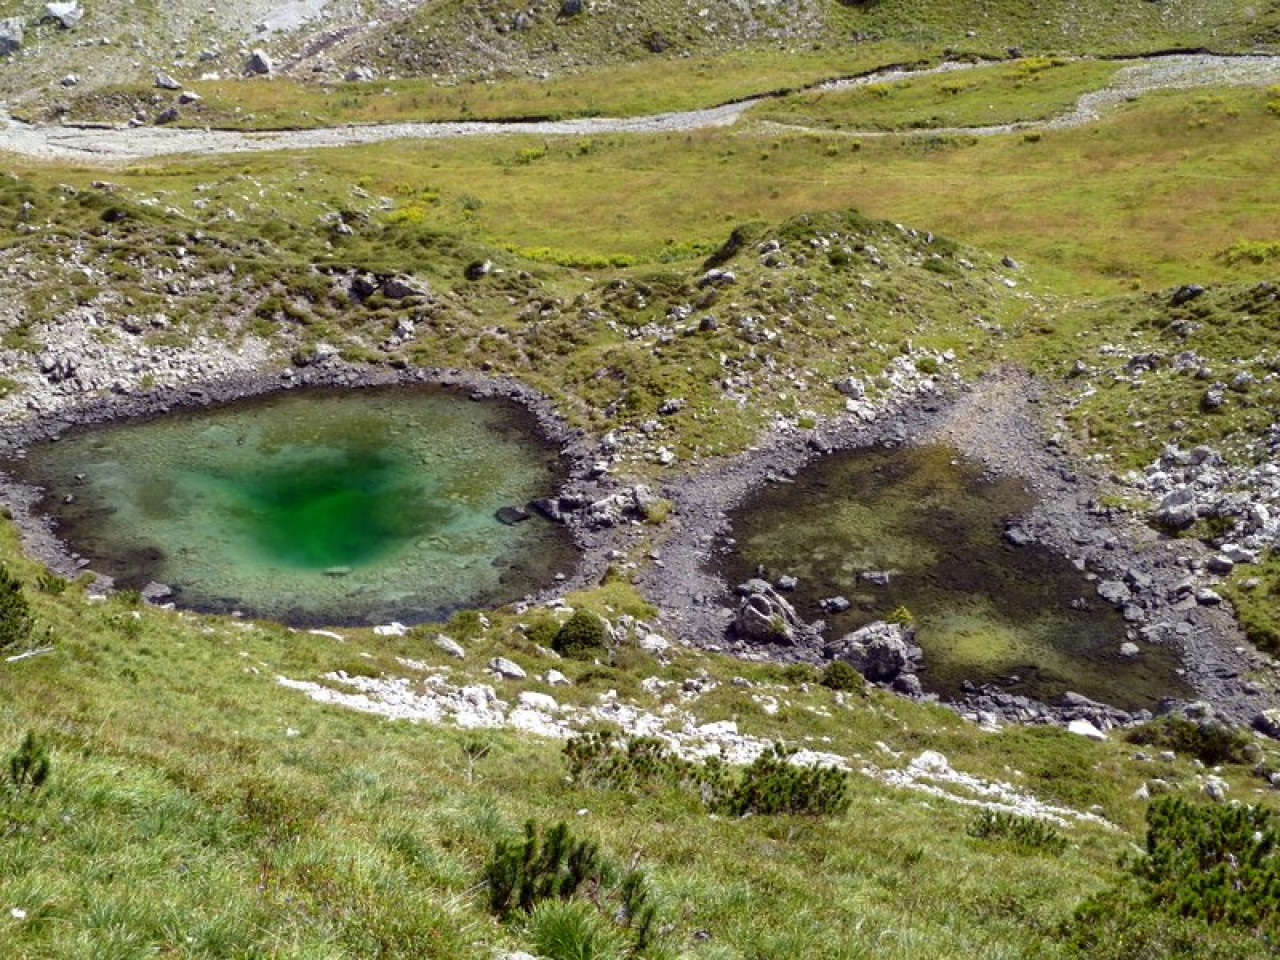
[553,610,609,660]
[820,660,863,692]
[0,563,34,652]
[565,735,850,818]
[721,744,850,817]
[966,809,1067,856]
[1063,795,1280,954]
[1126,715,1252,766]
[7,731,50,794]
[486,820,603,920]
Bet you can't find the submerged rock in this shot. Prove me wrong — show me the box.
[495,505,531,525]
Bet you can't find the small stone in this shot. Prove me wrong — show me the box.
[487,657,526,680]
[434,635,465,659]
[1119,642,1140,658]
[543,669,571,687]
[154,71,182,91]
[1067,719,1107,741]
[245,49,273,76]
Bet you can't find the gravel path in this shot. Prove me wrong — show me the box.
[1,54,1277,163]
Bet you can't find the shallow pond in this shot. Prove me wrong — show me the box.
[6,386,577,626]
[717,444,1192,709]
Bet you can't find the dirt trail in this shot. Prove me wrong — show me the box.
[1,54,1277,163]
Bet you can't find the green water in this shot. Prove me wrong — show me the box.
[9,386,577,626]
[719,444,1192,709]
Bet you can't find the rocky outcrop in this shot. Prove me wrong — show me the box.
[0,18,23,56]
[827,621,923,684]
[733,579,814,644]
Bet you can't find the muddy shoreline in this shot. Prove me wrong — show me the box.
[0,362,1270,725]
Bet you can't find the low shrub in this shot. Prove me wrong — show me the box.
[820,660,863,692]
[967,810,1067,856]
[564,732,728,803]
[486,820,602,920]
[565,736,849,817]
[1125,715,1252,766]
[724,745,850,817]
[487,819,661,956]
[1063,795,1280,954]
[6,731,50,794]
[0,563,34,652]
[553,611,609,660]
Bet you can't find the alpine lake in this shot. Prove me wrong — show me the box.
[4,386,578,627]
[716,443,1194,710]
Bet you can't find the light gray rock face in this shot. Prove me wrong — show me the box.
[733,579,807,644]
[155,71,182,91]
[0,18,23,56]
[828,621,922,684]
[487,657,526,680]
[45,2,83,29]
[434,635,466,659]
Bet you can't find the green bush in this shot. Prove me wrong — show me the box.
[36,569,68,595]
[778,662,819,686]
[566,735,849,817]
[724,745,850,817]
[486,820,603,920]
[487,819,661,956]
[1125,715,1252,766]
[1062,795,1280,954]
[966,810,1067,856]
[1140,796,1279,932]
[820,660,863,692]
[553,611,610,660]
[6,731,50,794]
[0,563,34,652]
[565,732,728,803]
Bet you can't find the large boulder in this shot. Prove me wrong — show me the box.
[245,49,273,76]
[828,621,921,683]
[733,579,808,644]
[45,3,83,29]
[0,18,23,56]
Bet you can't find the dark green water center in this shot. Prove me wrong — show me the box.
[717,444,1191,709]
[7,386,577,626]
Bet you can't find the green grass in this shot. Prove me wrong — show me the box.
[752,57,1124,131]
[56,47,924,129]
[2,521,1277,957]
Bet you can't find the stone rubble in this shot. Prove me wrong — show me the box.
[277,668,1114,827]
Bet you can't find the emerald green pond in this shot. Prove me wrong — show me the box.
[8,387,577,626]
[718,444,1193,709]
